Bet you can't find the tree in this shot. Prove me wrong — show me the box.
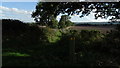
[48,17,58,28]
[65,20,74,27]
[59,15,73,28]
[59,15,70,28]
[32,2,120,25]
[32,2,60,25]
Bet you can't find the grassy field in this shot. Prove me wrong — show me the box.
[69,25,115,33]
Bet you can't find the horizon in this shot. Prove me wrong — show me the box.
[2,18,120,25]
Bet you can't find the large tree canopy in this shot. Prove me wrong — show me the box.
[32,2,120,25]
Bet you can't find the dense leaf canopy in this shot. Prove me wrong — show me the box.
[32,2,120,24]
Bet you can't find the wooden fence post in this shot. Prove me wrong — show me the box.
[69,36,76,64]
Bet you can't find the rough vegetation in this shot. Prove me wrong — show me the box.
[2,19,120,67]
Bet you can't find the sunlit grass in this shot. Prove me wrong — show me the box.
[2,52,30,57]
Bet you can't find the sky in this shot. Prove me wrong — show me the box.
[0,2,111,23]
[1,2,37,22]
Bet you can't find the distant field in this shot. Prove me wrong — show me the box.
[69,26,116,33]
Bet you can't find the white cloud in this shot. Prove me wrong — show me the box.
[0,13,5,16]
[85,12,109,22]
[0,6,32,14]
[86,16,108,22]
[0,10,2,14]
[0,6,9,11]
[0,6,34,22]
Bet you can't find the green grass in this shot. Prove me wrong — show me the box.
[2,52,30,57]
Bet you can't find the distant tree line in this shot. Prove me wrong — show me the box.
[75,23,119,26]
